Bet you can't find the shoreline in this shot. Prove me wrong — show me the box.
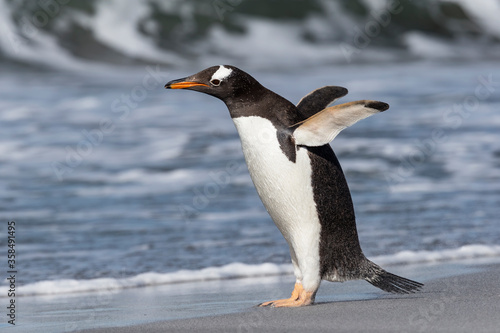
[11,258,499,333]
[78,260,500,333]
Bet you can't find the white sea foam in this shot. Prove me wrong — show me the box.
[10,245,500,297]
[76,0,182,66]
[404,32,455,59]
[16,262,294,296]
[372,244,500,266]
[0,0,96,71]
[452,0,500,36]
[204,18,345,69]
[73,168,213,197]
[91,1,162,61]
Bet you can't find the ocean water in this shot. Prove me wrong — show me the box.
[1,0,500,70]
[0,0,499,297]
[0,60,499,296]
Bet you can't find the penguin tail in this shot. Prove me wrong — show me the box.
[365,268,424,294]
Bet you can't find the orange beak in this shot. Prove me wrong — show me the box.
[165,79,209,89]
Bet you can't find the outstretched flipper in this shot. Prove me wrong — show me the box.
[296,86,348,119]
[292,100,389,147]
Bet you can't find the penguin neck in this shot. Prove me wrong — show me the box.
[223,83,268,116]
[224,87,301,128]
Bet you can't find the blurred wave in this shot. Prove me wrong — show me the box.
[0,0,499,70]
[17,245,500,296]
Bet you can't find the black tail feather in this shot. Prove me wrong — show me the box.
[366,271,423,294]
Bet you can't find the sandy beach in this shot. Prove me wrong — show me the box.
[11,259,497,333]
[75,260,499,333]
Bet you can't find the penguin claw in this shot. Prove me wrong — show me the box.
[257,296,314,308]
[257,301,275,307]
[258,299,296,307]
[258,299,290,307]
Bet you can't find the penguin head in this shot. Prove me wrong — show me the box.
[165,65,263,102]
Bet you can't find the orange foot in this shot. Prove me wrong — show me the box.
[258,283,316,308]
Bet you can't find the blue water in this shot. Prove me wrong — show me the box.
[0,60,499,291]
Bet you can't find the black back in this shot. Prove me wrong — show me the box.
[306,145,366,279]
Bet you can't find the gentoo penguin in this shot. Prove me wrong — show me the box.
[165,65,423,307]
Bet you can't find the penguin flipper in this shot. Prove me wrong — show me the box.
[296,86,348,119]
[292,100,389,147]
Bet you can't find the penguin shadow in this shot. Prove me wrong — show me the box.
[316,286,429,306]
[320,292,427,306]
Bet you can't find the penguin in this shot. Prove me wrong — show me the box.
[165,65,423,307]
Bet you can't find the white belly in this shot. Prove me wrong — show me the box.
[232,116,321,289]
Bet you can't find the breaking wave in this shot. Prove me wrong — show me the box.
[0,0,499,70]
[12,244,500,296]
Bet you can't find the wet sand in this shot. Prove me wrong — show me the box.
[64,260,500,333]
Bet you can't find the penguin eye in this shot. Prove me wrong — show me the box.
[210,79,221,86]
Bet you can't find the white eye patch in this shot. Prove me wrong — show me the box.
[211,65,232,83]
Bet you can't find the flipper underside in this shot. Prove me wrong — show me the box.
[292,100,389,147]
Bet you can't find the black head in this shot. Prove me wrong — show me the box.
[165,65,265,104]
